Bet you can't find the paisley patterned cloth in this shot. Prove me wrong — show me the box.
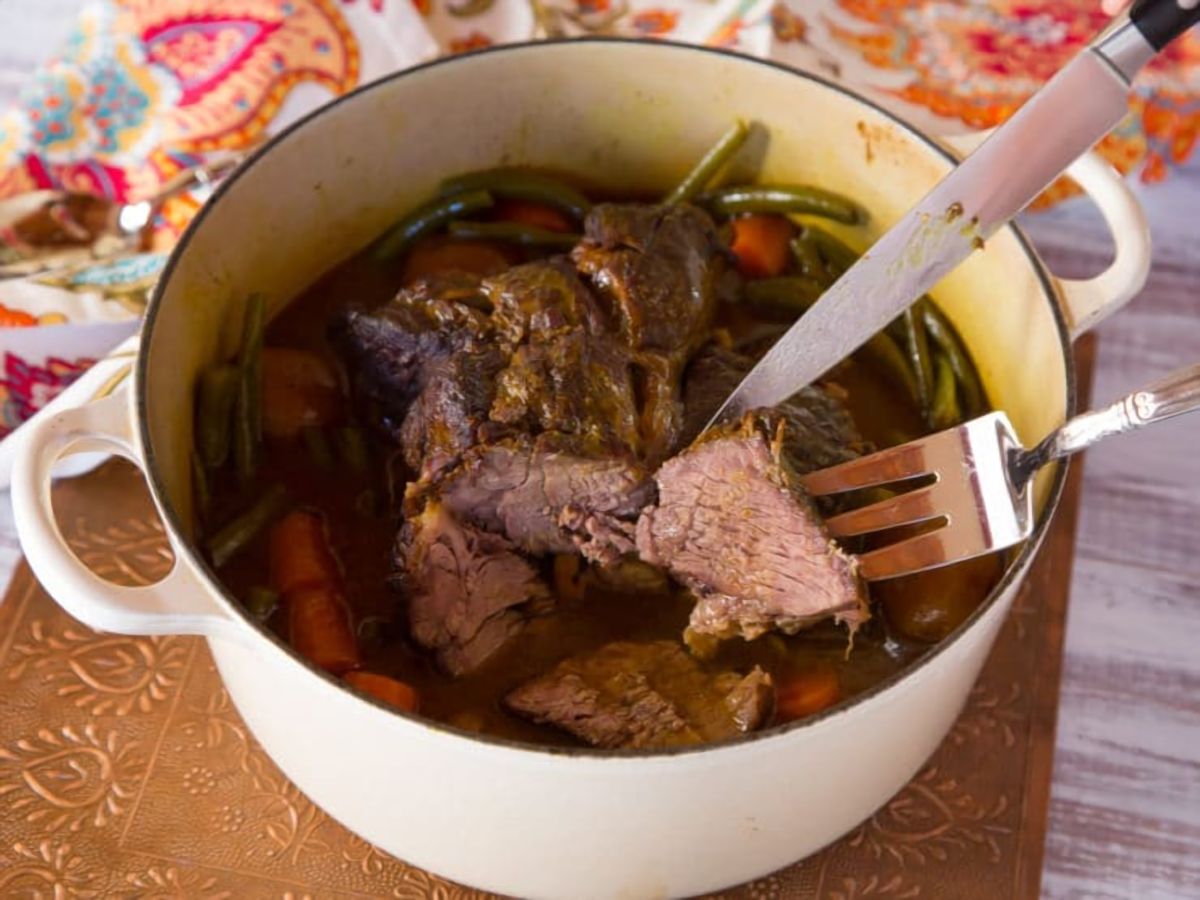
[0,0,1195,439]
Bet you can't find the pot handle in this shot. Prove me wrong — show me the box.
[1055,151,1152,339]
[943,133,1151,339]
[11,389,246,644]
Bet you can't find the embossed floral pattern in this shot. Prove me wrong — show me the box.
[827,873,920,900]
[65,514,173,587]
[123,865,234,899]
[8,622,187,716]
[949,682,1022,750]
[0,840,103,897]
[847,767,1012,866]
[0,724,146,833]
[183,764,219,795]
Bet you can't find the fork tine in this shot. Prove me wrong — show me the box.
[799,441,931,496]
[854,527,981,580]
[823,484,942,538]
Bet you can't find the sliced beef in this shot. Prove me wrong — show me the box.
[572,203,724,355]
[490,329,640,454]
[681,344,865,474]
[484,257,609,345]
[396,503,551,677]
[636,415,867,642]
[437,436,654,565]
[573,203,729,462]
[333,274,493,437]
[503,641,773,749]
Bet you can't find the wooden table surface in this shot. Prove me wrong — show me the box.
[0,5,1197,897]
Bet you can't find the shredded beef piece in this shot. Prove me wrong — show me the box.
[396,503,552,676]
[504,641,773,749]
[437,436,654,565]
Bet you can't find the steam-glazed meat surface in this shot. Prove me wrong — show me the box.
[484,257,609,345]
[504,641,773,749]
[572,203,725,356]
[637,415,867,642]
[334,274,491,427]
[398,344,509,480]
[490,330,641,454]
[573,203,730,461]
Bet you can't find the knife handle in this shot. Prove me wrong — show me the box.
[1129,0,1200,51]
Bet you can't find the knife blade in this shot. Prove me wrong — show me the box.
[710,14,1160,425]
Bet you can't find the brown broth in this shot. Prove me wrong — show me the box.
[206,201,1001,747]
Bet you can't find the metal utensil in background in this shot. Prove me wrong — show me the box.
[711,0,1200,425]
[801,361,1200,580]
[0,153,245,280]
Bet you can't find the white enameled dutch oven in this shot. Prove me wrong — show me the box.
[11,41,1149,899]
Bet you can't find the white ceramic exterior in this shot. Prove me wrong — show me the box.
[11,42,1151,899]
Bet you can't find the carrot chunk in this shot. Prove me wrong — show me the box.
[268,510,339,595]
[775,664,840,723]
[268,510,360,674]
[729,214,793,279]
[344,671,420,713]
[493,199,574,233]
[287,585,360,675]
[401,238,511,281]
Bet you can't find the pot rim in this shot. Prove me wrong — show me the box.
[137,37,1074,760]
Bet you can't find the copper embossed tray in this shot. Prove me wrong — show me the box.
[0,347,1091,898]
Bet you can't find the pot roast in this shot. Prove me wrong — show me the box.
[201,150,995,750]
[333,200,867,742]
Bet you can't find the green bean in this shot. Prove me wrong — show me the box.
[921,303,987,417]
[741,276,825,315]
[788,235,828,283]
[699,184,862,224]
[930,353,961,430]
[232,376,256,484]
[302,426,335,469]
[196,364,239,468]
[373,189,494,262]
[245,586,278,623]
[859,332,920,409]
[664,119,750,206]
[191,452,210,520]
[902,306,935,424]
[801,224,860,275]
[206,484,288,569]
[439,169,589,221]
[233,294,265,483]
[446,221,581,247]
[335,425,371,473]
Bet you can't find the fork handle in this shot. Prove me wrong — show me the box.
[1017,362,1200,482]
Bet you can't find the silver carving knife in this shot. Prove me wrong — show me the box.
[711,0,1200,424]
